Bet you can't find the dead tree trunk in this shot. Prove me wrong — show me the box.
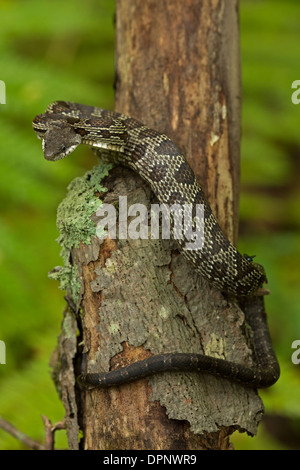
[56,0,265,450]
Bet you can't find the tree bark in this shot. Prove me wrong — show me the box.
[56,0,265,450]
[114,0,241,245]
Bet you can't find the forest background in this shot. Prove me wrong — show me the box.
[0,0,299,450]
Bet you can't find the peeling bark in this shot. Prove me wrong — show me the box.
[72,168,262,449]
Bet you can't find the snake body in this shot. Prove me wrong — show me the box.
[33,101,280,388]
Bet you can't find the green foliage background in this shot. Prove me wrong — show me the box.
[0,0,299,450]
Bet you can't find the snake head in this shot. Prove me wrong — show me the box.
[42,124,82,161]
[33,114,82,161]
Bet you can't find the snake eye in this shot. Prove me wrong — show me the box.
[244,253,256,262]
[60,144,66,153]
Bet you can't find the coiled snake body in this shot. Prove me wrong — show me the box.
[33,101,280,388]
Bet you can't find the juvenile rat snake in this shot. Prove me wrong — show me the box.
[33,101,280,389]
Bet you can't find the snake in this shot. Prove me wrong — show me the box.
[32,101,280,389]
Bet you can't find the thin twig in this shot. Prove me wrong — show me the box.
[41,415,54,450]
[0,415,45,450]
[41,415,66,450]
[0,415,66,450]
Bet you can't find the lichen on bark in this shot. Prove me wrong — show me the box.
[48,162,112,305]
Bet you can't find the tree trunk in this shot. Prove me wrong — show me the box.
[56,0,265,450]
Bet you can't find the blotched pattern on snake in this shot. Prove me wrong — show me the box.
[32,101,280,388]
